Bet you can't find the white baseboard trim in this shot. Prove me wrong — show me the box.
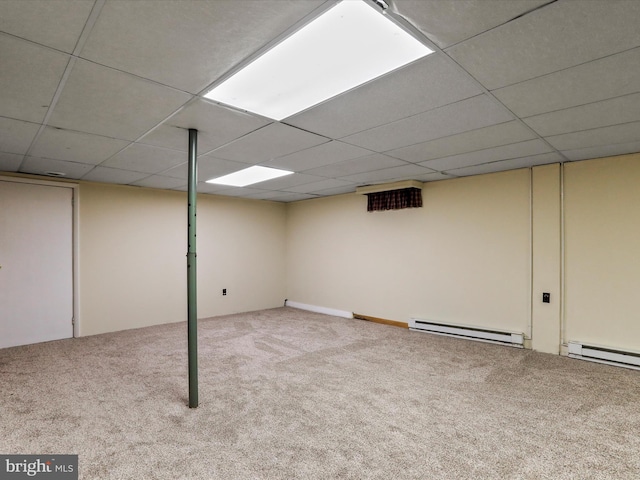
[285,301,353,319]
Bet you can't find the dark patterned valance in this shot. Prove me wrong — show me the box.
[366,187,422,212]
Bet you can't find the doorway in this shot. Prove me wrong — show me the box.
[0,179,75,348]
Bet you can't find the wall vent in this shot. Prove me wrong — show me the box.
[409,318,524,348]
[568,341,640,371]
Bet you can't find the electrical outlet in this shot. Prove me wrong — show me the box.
[222,288,227,296]
[542,292,550,303]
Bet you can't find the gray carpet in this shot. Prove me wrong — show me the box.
[1,307,639,479]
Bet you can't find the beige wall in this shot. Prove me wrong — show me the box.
[6,151,640,353]
[531,164,561,353]
[286,170,532,335]
[79,182,286,336]
[564,153,640,352]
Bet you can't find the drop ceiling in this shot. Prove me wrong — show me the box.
[1,0,639,202]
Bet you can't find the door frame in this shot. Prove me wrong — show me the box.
[0,175,80,338]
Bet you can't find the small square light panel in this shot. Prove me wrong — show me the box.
[204,0,433,120]
[206,166,293,187]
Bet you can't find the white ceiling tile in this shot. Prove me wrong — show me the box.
[0,0,93,53]
[261,141,372,172]
[81,166,148,184]
[443,152,563,176]
[80,0,324,93]
[447,0,640,90]
[305,154,408,178]
[285,179,355,194]
[253,173,323,191]
[0,35,69,123]
[211,123,328,163]
[421,139,553,171]
[20,156,94,179]
[523,93,640,137]
[101,143,185,174]
[48,60,191,140]
[286,54,482,138]
[393,0,549,48]
[130,175,187,190]
[388,121,537,163]
[0,117,40,154]
[494,47,640,118]
[342,95,513,152]
[562,141,640,162]
[340,164,437,184]
[30,127,130,164]
[139,100,270,153]
[545,122,640,151]
[0,152,23,172]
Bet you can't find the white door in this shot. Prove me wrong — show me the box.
[0,180,73,348]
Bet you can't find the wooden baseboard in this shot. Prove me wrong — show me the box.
[353,313,408,329]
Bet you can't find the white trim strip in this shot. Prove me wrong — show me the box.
[285,301,353,319]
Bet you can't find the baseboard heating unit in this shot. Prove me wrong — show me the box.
[409,318,524,348]
[568,341,640,371]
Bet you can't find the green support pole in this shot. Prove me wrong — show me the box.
[187,128,198,408]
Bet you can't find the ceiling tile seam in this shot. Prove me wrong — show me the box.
[0,30,72,56]
[18,154,113,168]
[384,6,575,164]
[195,123,280,158]
[437,0,558,50]
[17,0,105,173]
[72,0,106,56]
[254,143,379,170]
[306,161,436,180]
[0,0,104,55]
[72,56,196,96]
[489,44,640,93]
[203,123,331,160]
[197,97,276,125]
[417,138,554,166]
[378,119,514,156]
[540,122,640,147]
[544,119,640,140]
[441,152,561,175]
[553,137,640,155]
[0,115,42,126]
[332,92,489,145]
[18,56,79,172]
[521,90,640,121]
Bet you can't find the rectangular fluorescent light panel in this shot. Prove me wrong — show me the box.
[204,0,433,120]
[206,166,293,187]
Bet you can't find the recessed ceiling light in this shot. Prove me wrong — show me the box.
[206,166,293,187]
[203,0,433,120]
[44,171,67,177]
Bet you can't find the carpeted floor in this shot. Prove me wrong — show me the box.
[1,307,639,479]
